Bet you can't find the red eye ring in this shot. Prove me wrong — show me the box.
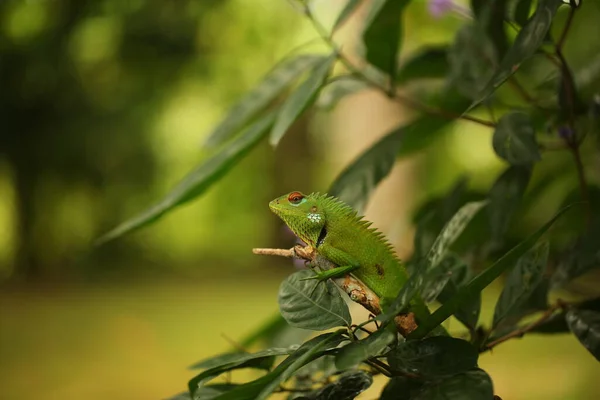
[288,191,304,204]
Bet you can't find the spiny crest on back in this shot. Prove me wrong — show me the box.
[305,192,399,257]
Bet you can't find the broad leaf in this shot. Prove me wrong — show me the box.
[362,0,410,81]
[513,0,534,26]
[97,112,276,244]
[332,0,363,31]
[469,0,565,110]
[329,88,470,212]
[492,112,541,165]
[413,369,494,400]
[566,309,600,361]
[270,53,336,146]
[213,332,346,400]
[311,371,373,400]
[436,261,481,331]
[471,0,509,58]
[409,204,574,339]
[388,336,478,379]
[189,347,294,370]
[492,241,550,330]
[425,201,488,272]
[396,46,449,84]
[420,254,466,304]
[334,325,396,369]
[204,55,324,147]
[488,165,532,242]
[448,25,497,99]
[552,221,600,288]
[278,270,352,330]
[380,376,423,400]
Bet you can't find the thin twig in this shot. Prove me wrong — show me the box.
[364,359,393,378]
[304,7,496,128]
[482,302,566,352]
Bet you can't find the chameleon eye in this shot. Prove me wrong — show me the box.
[288,191,304,204]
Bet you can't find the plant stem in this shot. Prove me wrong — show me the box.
[304,8,496,128]
[481,302,565,352]
[365,359,393,378]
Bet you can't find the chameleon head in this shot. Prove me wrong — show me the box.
[269,191,325,246]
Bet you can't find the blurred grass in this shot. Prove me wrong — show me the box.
[1,278,599,400]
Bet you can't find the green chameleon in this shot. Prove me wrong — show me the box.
[269,191,434,326]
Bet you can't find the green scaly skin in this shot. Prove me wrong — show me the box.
[269,191,433,325]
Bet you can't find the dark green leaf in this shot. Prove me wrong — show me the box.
[334,325,396,369]
[188,351,274,397]
[566,309,600,361]
[312,371,373,400]
[421,255,466,304]
[425,201,487,272]
[168,392,192,400]
[362,0,410,80]
[413,369,494,400]
[329,88,470,212]
[96,112,276,244]
[377,268,424,324]
[552,221,600,288]
[409,204,574,339]
[317,77,368,110]
[204,55,324,147]
[449,25,497,99]
[492,242,550,330]
[471,0,509,58]
[192,384,240,400]
[513,0,534,26]
[396,46,449,84]
[469,0,565,110]
[488,165,532,242]
[189,347,294,370]
[492,112,541,165]
[380,376,423,400]
[436,261,481,331]
[333,0,363,31]
[278,270,352,330]
[213,332,346,400]
[388,336,478,379]
[270,53,336,146]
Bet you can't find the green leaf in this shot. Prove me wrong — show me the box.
[471,0,509,58]
[311,371,373,400]
[96,112,276,244]
[178,384,238,400]
[436,261,481,331]
[566,309,600,361]
[380,376,423,400]
[278,270,352,330]
[413,369,494,400]
[388,336,479,379]
[492,241,550,330]
[448,25,497,99]
[492,111,541,165]
[425,201,488,272]
[316,77,368,110]
[396,46,449,84]
[469,0,565,110]
[329,88,470,212]
[420,255,466,303]
[334,325,396,370]
[204,55,324,147]
[213,332,346,400]
[552,221,600,288]
[513,0,534,26]
[187,350,275,397]
[332,0,363,31]
[488,165,532,242]
[189,347,295,370]
[270,53,336,146]
[409,204,574,339]
[362,0,410,81]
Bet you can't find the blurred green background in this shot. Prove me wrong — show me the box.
[0,1,599,399]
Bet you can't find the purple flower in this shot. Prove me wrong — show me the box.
[428,0,455,18]
[558,126,574,140]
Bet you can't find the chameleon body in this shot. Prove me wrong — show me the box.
[269,191,432,322]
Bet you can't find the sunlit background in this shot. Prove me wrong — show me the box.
[1,0,599,399]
